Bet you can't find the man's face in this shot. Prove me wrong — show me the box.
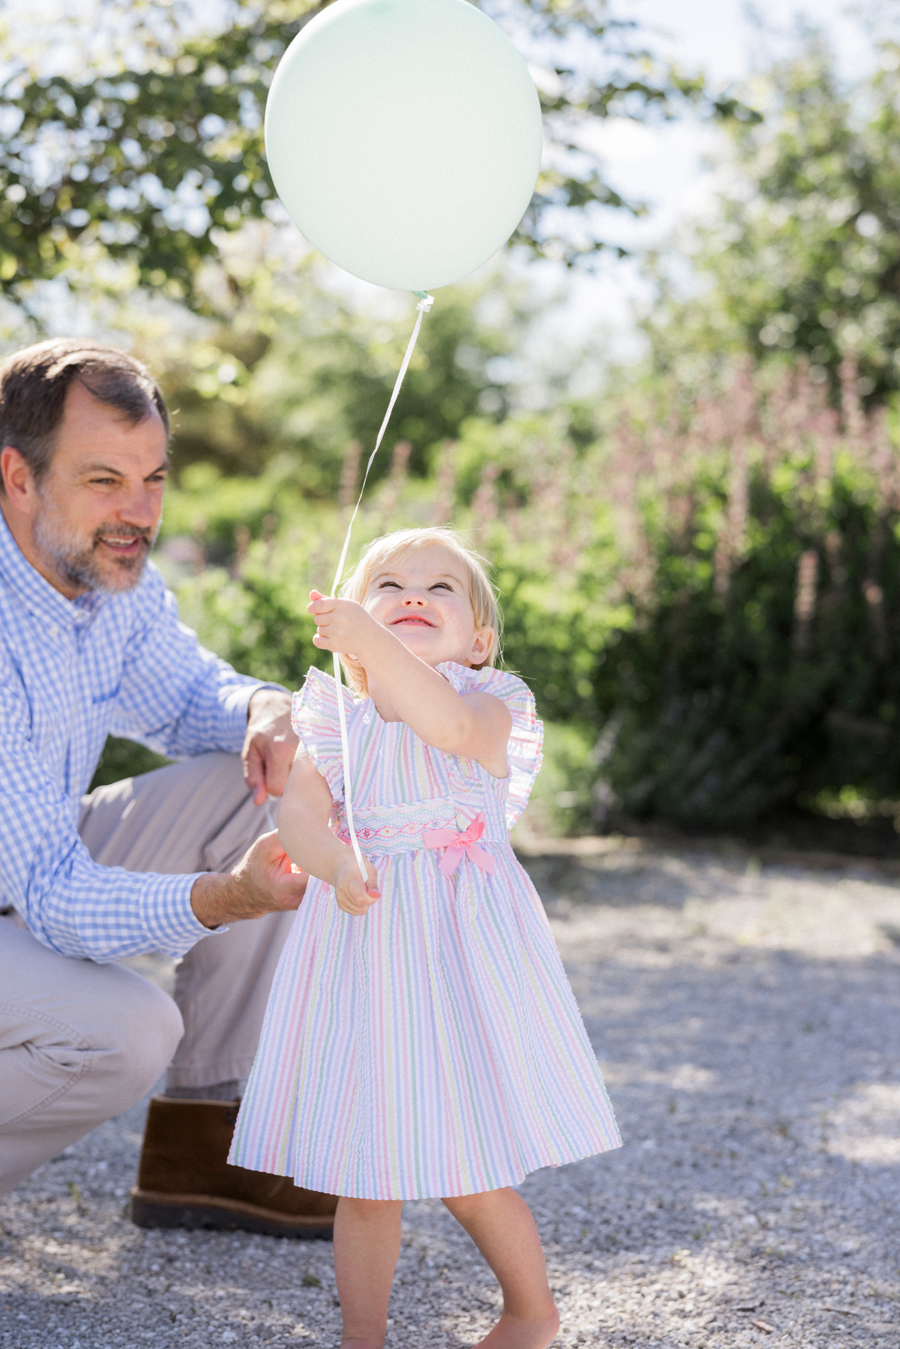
[30,381,169,596]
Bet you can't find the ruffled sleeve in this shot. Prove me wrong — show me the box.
[437,662,544,827]
[291,666,354,803]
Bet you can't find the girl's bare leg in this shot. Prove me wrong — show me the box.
[333,1197,404,1349]
[442,1189,560,1349]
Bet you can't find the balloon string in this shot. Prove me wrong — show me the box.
[330,292,435,880]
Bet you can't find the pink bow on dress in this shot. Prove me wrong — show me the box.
[423,810,495,877]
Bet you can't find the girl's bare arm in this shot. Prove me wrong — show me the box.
[278,751,379,915]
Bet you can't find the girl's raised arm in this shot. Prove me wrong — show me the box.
[309,594,511,777]
[371,655,511,777]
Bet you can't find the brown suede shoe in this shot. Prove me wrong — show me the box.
[131,1096,337,1238]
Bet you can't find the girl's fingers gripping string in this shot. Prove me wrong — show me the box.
[307,590,333,616]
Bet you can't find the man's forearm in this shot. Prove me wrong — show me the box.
[190,871,241,930]
[247,686,291,719]
[17,860,209,963]
[190,831,308,929]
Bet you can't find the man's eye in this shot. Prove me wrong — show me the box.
[90,478,118,487]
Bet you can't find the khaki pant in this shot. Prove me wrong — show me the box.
[0,753,294,1196]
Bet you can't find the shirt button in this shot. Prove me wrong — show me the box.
[49,624,59,638]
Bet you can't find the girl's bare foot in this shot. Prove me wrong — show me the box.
[474,1307,561,1349]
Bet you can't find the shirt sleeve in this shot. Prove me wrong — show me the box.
[0,642,213,962]
[109,563,284,757]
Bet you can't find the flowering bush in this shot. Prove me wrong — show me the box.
[592,360,900,825]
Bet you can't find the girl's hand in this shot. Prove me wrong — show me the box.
[334,851,381,916]
[308,591,376,657]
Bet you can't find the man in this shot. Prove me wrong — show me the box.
[0,338,335,1236]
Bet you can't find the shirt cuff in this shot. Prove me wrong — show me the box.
[219,680,289,737]
[138,871,228,957]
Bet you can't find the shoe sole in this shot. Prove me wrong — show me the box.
[130,1189,335,1239]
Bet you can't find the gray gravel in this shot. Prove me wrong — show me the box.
[3,836,900,1347]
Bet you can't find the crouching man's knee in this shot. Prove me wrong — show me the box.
[0,955,184,1196]
[97,968,184,1114]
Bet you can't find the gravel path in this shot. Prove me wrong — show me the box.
[3,837,900,1348]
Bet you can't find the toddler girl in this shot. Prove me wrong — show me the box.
[230,526,620,1349]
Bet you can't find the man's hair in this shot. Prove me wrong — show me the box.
[0,338,169,494]
[338,526,501,695]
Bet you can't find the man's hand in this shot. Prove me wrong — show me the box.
[191,831,308,929]
[243,688,298,806]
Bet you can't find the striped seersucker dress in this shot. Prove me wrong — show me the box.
[229,661,621,1199]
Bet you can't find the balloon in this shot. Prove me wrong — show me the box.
[264,0,543,293]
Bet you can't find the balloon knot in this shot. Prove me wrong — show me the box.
[415,293,435,313]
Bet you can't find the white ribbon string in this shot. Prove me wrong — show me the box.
[329,293,434,880]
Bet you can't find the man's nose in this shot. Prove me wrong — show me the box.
[118,485,159,528]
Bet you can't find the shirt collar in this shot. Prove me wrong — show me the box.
[0,504,107,630]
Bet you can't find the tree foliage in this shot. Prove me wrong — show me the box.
[0,0,737,312]
[150,275,522,485]
[649,38,900,402]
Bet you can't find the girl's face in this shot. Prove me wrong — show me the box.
[363,544,493,669]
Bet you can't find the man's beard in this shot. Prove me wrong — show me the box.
[33,494,158,595]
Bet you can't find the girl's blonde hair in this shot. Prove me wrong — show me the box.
[337,527,501,696]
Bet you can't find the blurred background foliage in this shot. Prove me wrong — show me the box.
[3,1,900,844]
[647,38,900,401]
[150,274,527,489]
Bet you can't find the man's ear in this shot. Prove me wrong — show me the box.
[0,446,37,513]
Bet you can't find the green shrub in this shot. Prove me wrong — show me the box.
[517,722,599,838]
[595,366,900,824]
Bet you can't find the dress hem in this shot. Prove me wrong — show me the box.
[229,1135,624,1202]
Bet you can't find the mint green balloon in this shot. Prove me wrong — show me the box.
[264,0,543,292]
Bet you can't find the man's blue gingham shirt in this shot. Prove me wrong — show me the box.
[0,509,266,963]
